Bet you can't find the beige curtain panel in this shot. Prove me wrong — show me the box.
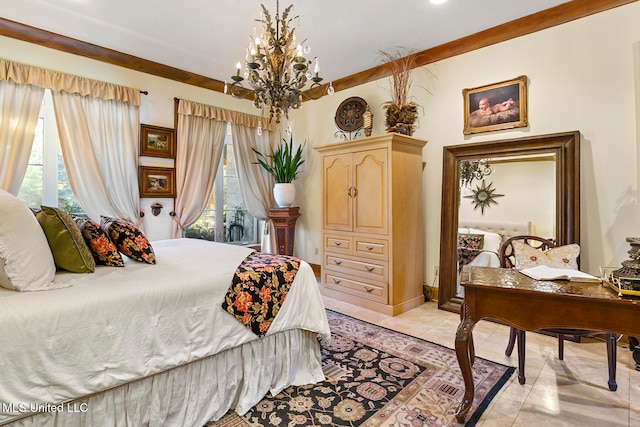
[172,99,227,238]
[0,79,45,194]
[0,58,142,225]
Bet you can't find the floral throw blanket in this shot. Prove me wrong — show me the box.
[222,252,301,337]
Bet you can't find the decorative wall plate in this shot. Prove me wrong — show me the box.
[335,97,368,132]
[463,180,504,215]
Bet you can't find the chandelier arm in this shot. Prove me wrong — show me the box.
[227,82,255,100]
[300,83,327,100]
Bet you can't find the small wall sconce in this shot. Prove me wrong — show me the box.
[151,202,163,216]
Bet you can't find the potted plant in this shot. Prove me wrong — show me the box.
[252,136,305,207]
[379,48,419,136]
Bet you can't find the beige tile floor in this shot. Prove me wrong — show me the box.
[323,296,640,426]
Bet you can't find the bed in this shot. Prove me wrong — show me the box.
[0,231,330,426]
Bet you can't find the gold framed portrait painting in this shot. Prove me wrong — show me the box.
[140,124,175,158]
[463,76,528,135]
[139,166,175,198]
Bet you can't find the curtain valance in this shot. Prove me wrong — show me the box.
[178,99,275,131]
[0,59,140,106]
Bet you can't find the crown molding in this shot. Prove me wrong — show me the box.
[0,0,636,95]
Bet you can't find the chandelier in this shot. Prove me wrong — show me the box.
[224,0,334,124]
[460,159,493,187]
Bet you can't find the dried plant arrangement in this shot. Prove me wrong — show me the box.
[379,48,420,135]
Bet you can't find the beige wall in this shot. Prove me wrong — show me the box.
[458,160,556,239]
[291,1,640,285]
[2,2,639,286]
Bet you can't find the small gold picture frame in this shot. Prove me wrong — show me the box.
[463,75,528,135]
[139,166,175,198]
[140,124,175,158]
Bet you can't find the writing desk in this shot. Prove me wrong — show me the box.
[454,267,640,423]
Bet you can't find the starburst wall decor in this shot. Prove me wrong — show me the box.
[464,180,504,214]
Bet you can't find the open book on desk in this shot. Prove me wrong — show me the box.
[519,265,601,283]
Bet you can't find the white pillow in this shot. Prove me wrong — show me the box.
[468,228,503,253]
[0,190,57,291]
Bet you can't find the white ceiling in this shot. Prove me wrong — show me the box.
[0,0,570,84]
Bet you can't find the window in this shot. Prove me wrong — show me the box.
[18,90,83,213]
[185,130,258,244]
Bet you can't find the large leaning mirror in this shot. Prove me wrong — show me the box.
[438,131,580,313]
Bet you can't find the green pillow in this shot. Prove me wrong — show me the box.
[36,206,96,273]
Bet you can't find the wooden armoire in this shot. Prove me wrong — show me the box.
[315,133,426,315]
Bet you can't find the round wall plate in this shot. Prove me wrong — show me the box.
[335,97,368,132]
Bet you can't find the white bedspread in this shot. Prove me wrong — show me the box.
[0,238,330,424]
[467,250,501,268]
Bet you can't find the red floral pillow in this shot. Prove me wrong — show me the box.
[458,233,484,250]
[71,215,124,267]
[100,216,156,264]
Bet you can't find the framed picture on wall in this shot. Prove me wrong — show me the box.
[139,166,176,198]
[140,124,175,158]
[463,75,528,135]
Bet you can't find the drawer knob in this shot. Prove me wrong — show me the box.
[366,246,374,251]
[333,278,342,284]
[334,241,342,246]
[333,259,343,265]
[365,266,375,272]
[364,286,374,293]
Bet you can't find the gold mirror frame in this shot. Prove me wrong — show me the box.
[437,131,580,313]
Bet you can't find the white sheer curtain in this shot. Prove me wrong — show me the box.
[231,122,277,253]
[171,99,226,238]
[52,91,141,225]
[0,64,45,194]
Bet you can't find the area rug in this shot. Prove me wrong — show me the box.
[210,310,514,426]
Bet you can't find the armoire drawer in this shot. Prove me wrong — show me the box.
[323,272,388,304]
[323,233,352,255]
[353,237,388,261]
[324,254,388,282]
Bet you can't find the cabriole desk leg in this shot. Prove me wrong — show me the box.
[455,302,476,423]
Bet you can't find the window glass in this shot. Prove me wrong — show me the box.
[17,118,44,208]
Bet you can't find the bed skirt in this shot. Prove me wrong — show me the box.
[2,328,323,427]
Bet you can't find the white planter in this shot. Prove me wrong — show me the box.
[273,183,296,207]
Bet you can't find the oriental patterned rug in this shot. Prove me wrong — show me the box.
[210,310,514,426]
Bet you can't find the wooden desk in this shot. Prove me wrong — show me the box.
[454,267,640,423]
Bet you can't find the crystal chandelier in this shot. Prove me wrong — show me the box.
[224,0,334,124]
[460,159,493,187]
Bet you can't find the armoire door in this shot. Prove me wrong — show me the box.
[353,148,388,235]
[323,153,353,231]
